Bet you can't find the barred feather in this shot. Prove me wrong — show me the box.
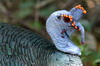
[0,23,57,66]
[0,23,82,66]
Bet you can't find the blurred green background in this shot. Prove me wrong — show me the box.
[0,0,100,66]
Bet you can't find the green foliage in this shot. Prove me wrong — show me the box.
[15,1,33,19]
[15,9,32,19]
[80,19,92,32]
[31,21,43,30]
[71,34,80,45]
[19,1,33,9]
[92,51,100,66]
[40,6,57,17]
[80,45,100,66]
[72,33,100,66]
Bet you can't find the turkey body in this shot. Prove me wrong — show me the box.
[0,23,82,66]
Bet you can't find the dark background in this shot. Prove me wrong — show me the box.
[0,0,100,66]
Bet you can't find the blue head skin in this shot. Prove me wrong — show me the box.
[69,5,86,21]
[70,8,83,21]
[46,5,86,55]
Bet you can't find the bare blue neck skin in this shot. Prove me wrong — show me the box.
[46,9,85,56]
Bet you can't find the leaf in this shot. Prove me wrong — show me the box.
[93,59,100,64]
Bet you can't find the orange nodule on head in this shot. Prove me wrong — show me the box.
[70,19,73,22]
[78,29,81,31]
[83,10,87,14]
[74,26,78,29]
[81,7,84,10]
[64,15,67,17]
[71,24,74,26]
[71,22,81,31]
[74,4,87,14]
[61,15,73,22]
[69,16,73,19]
[75,5,81,9]
[71,22,76,26]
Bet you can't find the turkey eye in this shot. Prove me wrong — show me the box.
[63,17,71,22]
[57,16,61,19]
